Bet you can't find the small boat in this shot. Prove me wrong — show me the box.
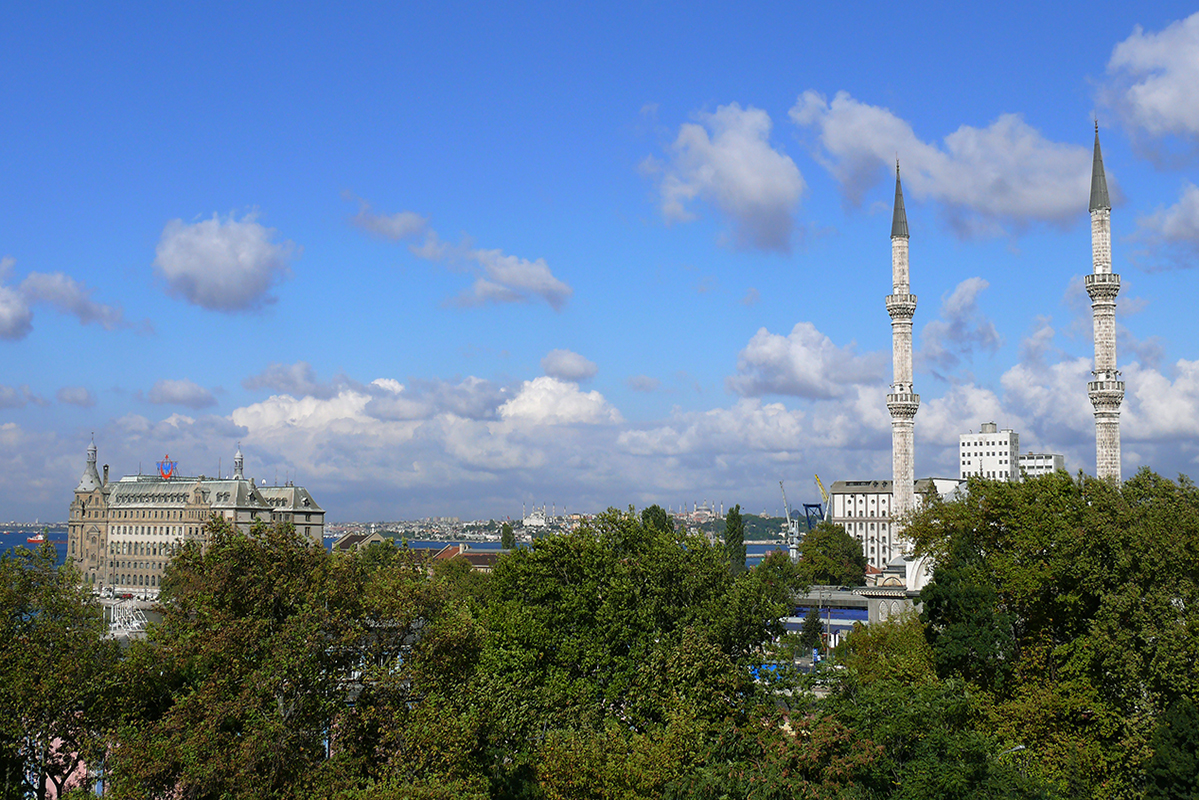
[26,531,47,544]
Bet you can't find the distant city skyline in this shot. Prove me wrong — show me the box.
[5,4,1199,522]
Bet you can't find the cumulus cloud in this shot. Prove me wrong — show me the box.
[1104,13,1199,142]
[790,91,1093,235]
[455,250,572,311]
[0,256,132,340]
[626,375,660,392]
[499,377,622,425]
[56,386,96,407]
[1133,183,1199,268]
[344,194,428,240]
[0,384,47,408]
[650,103,805,252]
[364,377,510,422]
[343,197,573,310]
[19,272,128,330]
[919,277,1002,372]
[146,379,217,409]
[540,349,598,381]
[727,322,886,399]
[0,257,32,341]
[242,361,341,400]
[154,213,297,312]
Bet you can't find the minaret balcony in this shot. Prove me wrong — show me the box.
[1087,379,1125,395]
[1084,273,1120,301]
[887,393,920,419]
[886,294,918,319]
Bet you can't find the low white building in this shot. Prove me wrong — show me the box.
[1018,452,1066,477]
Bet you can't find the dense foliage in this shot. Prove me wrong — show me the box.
[907,469,1199,799]
[7,471,1199,798]
[797,521,868,587]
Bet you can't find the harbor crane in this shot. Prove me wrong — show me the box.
[781,478,828,562]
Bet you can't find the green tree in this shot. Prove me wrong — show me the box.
[919,534,1015,692]
[475,508,802,794]
[903,469,1199,798]
[501,521,515,550]
[0,543,119,800]
[799,605,823,652]
[829,615,1042,799]
[798,521,867,586]
[1146,696,1199,800]
[640,504,674,535]
[723,504,745,575]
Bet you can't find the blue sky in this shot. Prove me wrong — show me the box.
[5,2,1199,522]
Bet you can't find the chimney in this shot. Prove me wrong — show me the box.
[103,465,109,485]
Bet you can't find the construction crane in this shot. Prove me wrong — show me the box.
[780,481,802,562]
[813,474,830,522]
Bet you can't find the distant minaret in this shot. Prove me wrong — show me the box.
[886,163,919,517]
[1087,124,1124,481]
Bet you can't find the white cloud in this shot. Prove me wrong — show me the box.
[1122,360,1199,441]
[626,375,660,392]
[727,322,886,399]
[344,197,573,310]
[56,386,96,407]
[146,379,217,409]
[919,277,1002,372]
[456,250,573,311]
[790,91,1093,235]
[242,361,341,400]
[0,256,32,340]
[918,384,1012,447]
[498,376,622,425]
[1133,183,1199,268]
[652,103,805,252]
[364,377,509,421]
[1104,13,1199,139]
[618,399,806,456]
[0,383,47,409]
[345,194,428,240]
[19,272,128,330]
[741,287,761,306]
[540,349,598,381]
[0,256,134,340]
[154,213,297,312]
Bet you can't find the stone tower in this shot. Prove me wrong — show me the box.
[1086,125,1124,482]
[886,164,919,516]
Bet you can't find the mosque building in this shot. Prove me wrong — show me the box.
[66,441,324,594]
[834,127,1120,575]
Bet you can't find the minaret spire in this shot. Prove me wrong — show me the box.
[891,161,909,239]
[886,162,919,524]
[1090,122,1111,213]
[1086,125,1123,481]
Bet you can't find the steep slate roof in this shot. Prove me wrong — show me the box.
[259,484,324,513]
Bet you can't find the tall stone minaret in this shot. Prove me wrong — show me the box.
[1086,125,1124,482]
[886,164,919,517]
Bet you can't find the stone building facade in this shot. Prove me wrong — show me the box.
[66,441,324,594]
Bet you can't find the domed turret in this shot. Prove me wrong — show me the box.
[233,443,245,480]
[75,438,102,492]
